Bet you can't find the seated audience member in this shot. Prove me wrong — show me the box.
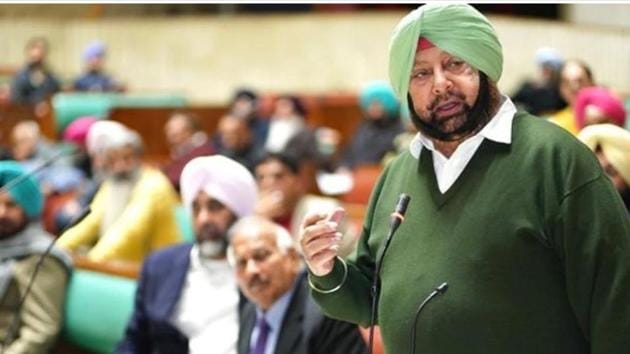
[7,120,58,164]
[264,95,328,191]
[548,59,595,135]
[216,114,264,172]
[57,126,181,263]
[573,87,626,130]
[511,47,566,116]
[62,116,99,179]
[10,37,60,105]
[53,120,126,232]
[228,216,368,354]
[73,41,123,92]
[0,161,72,353]
[578,124,630,211]
[162,112,214,191]
[5,121,80,198]
[254,153,356,257]
[227,88,269,147]
[264,96,321,162]
[117,155,258,354]
[340,81,403,169]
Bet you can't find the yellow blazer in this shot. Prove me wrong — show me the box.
[58,167,182,263]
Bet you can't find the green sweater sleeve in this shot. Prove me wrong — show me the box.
[309,163,391,327]
[550,175,630,353]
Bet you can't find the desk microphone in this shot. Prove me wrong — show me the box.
[409,282,448,354]
[0,189,90,353]
[368,193,410,354]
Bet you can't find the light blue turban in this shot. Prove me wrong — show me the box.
[0,161,43,219]
[388,4,503,112]
[359,81,400,118]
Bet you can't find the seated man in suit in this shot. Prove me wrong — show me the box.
[228,216,367,354]
[117,155,258,354]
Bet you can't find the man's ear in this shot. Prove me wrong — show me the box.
[287,247,302,269]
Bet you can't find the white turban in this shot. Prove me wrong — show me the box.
[578,124,630,186]
[86,120,128,156]
[180,155,258,218]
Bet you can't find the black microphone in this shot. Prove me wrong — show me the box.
[409,282,448,354]
[0,206,91,353]
[389,193,410,232]
[368,193,411,354]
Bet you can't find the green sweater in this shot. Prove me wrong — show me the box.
[310,112,630,354]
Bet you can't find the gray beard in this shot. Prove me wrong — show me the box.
[100,176,136,237]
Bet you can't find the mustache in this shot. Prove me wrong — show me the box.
[247,274,269,289]
[0,218,27,238]
[427,91,466,111]
[197,223,224,241]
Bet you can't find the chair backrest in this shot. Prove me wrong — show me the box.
[174,204,195,243]
[62,269,137,354]
[52,93,188,134]
[341,164,383,205]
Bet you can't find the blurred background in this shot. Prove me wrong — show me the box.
[0,3,628,103]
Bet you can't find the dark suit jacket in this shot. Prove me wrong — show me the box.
[116,244,192,354]
[238,272,368,354]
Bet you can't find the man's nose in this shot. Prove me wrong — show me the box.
[244,258,260,275]
[432,69,453,96]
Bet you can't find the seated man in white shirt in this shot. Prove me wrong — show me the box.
[117,155,258,354]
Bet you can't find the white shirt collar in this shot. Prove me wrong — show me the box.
[410,95,517,159]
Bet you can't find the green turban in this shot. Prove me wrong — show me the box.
[388,4,503,111]
[0,161,43,219]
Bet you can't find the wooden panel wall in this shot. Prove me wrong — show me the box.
[0,102,56,147]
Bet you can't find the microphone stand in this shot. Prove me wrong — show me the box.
[409,282,448,354]
[368,227,397,354]
[368,194,409,354]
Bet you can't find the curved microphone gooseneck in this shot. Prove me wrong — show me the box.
[368,193,410,354]
[409,282,448,354]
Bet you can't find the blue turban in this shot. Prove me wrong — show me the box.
[0,161,43,219]
[359,81,400,118]
[83,41,106,61]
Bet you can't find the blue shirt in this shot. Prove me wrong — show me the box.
[73,71,117,92]
[249,278,298,354]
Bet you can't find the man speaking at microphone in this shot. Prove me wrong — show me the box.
[300,4,630,354]
[0,161,72,353]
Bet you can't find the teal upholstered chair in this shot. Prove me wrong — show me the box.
[52,93,116,133]
[174,204,195,243]
[62,270,137,354]
[61,206,192,353]
[52,93,188,134]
